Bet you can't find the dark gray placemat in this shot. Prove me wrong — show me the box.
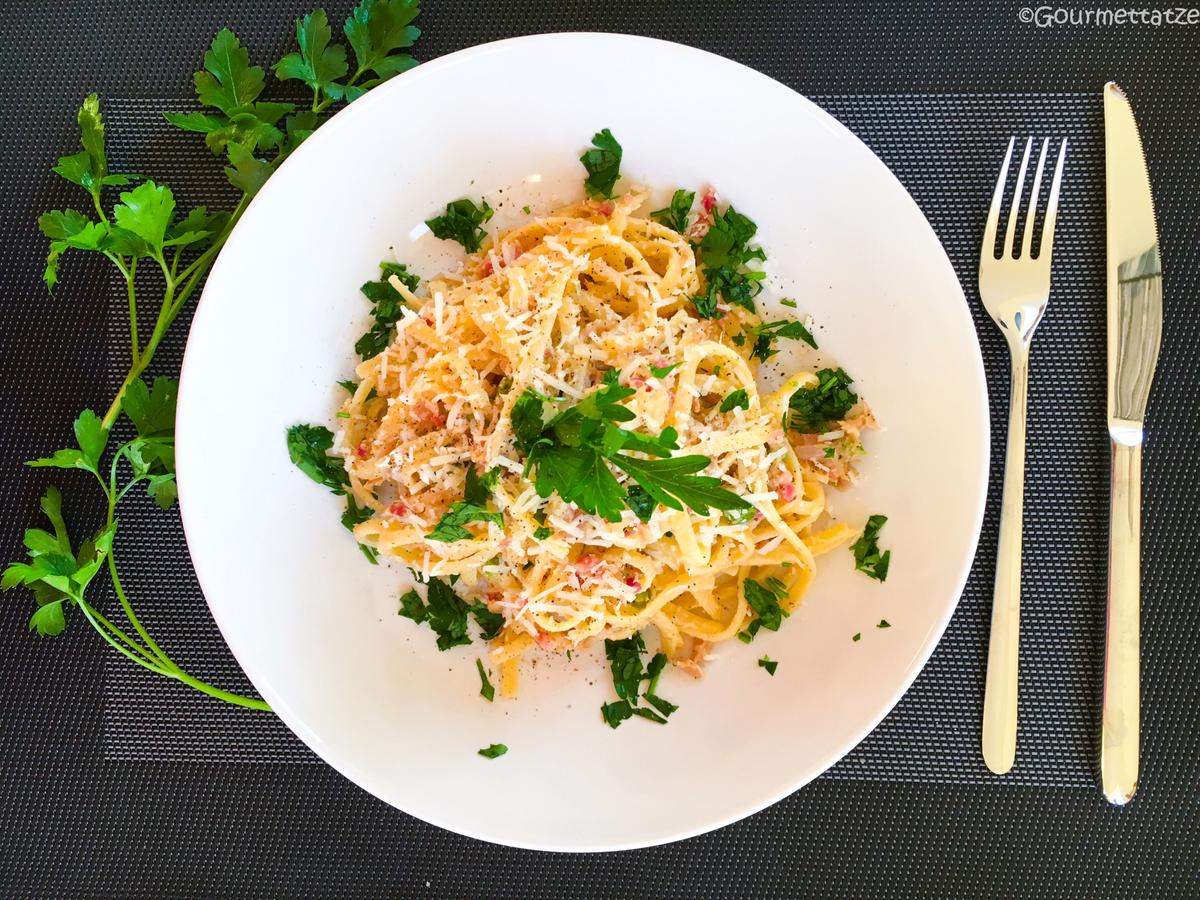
[102,91,1113,786]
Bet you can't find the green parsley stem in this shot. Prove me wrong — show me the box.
[125,259,139,368]
[76,598,169,672]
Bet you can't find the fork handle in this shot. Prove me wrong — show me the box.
[1102,439,1141,804]
[982,347,1029,775]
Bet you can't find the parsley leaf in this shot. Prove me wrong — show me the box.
[644,652,678,717]
[397,578,501,649]
[625,484,655,522]
[478,743,507,759]
[649,362,679,379]
[851,514,892,582]
[612,454,751,518]
[690,290,720,319]
[338,379,358,394]
[743,577,790,633]
[2,487,116,637]
[513,382,749,522]
[719,389,750,413]
[758,655,779,676]
[694,205,767,313]
[604,633,646,702]
[470,601,504,640]
[193,28,266,115]
[476,658,495,702]
[650,189,694,234]
[852,632,862,642]
[425,198,493,253]
[427,504,503,542]
[286,424,349,493]
[424,577,474,650]
[26,410,109,476]
[533,526,552,540]
[355,260,419,359]
[788,367,858,433]
[780,298,798,309]
[746,318,818,362]
[344,0,422,94]
[428,466,504,542]
[631,707,668,724]
[601,700,634,729]
[121,376,177,438]
[580,128,622,199]
[878,619,891,629]
[398,588,426,622]
[274,10,350,100]
[601,638,678,727]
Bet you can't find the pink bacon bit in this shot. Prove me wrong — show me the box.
[355,442,370,460]
[624,576,642,591]
[533,631,555,650]
[413,401,446,429]
[574,554,607,585]
[388,502,409,516]
[687,186,718,241]
[590,200,615,216]
[778,482,796,502]
[479,256,494,277]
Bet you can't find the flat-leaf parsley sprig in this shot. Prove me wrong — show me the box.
[6,3,424,709]
[510,371,752,524]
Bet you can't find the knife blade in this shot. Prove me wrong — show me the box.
[1102,81,1163,806]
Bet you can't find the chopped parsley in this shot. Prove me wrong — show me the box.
[758,655,778,676]
[354,261,420,359]
[427,466,504,542]
[779,298,798,309]
[510,377,750,523]
[580,128,622,199]
[478,743,508,759]
[649,361,679,379]
[851,514,891,582]
[601,637,678,728]
[692,205,767,314]
[746,318,818,362]
[719,389,750,413]
[285,424,378,564]
[337,379,357,394]
[739,576,790,642]
[605,633,647,701]
[396,577,501,650]
[824,447,836,458]
[877,619,891,629]
[852,632,862,642]
[476,658,495,702]
[521,204,532,215]
[650,189,694,234]
[335,411,350,419]
[425,197,494,253]
[788,367,857,433]
[533,526,552,540]
[601,700,634,728]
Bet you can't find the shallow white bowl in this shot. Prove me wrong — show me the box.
[177,33,989,851]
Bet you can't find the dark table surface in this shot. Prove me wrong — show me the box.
[2,1,1198,896]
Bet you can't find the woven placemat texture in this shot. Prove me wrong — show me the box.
[3,1,1198,896]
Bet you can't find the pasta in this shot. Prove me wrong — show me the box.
[335,190,871,697]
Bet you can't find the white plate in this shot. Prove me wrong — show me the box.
[177,33,988,851]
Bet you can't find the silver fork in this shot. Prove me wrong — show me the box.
[979,136,1069,775]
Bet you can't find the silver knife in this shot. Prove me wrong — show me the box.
[1102,82,1162,806]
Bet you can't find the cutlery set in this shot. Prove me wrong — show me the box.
[978,83,1161,804]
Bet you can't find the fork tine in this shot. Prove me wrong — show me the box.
[982,137,1015,261]
[1020,139,1050,259]
[1038,139,1070,260]
[1003,138,1033,258]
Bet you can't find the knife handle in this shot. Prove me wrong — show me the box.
[982,347,1029,775]
[1102,439,1141,804]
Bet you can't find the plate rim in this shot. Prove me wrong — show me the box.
[176,30,990,852]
